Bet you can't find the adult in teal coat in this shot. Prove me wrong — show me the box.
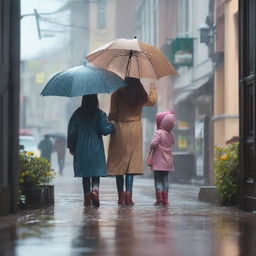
[67,95,114,207]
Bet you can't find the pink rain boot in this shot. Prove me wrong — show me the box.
[154,191,163,206]
[162,191,169,206]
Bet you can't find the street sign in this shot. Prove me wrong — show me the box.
[170,38,194,67]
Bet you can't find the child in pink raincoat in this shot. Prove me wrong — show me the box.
[148,111,176,206]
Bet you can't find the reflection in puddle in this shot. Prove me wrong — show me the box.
[1,180,256,256]
[71,208,106,256]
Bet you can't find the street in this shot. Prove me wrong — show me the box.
[1,171,256,256]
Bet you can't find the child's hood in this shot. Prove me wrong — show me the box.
[156,111,169,129]
[159,113,176,131]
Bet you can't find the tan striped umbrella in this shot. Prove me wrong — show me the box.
[86,38,177,80]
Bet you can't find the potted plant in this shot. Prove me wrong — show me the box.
[19,150,56,208]
[214,137,239,206]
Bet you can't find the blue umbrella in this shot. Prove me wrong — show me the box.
[41,63,127,97]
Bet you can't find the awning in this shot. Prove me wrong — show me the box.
[174,73,211,104]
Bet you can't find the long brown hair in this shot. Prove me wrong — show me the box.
[80,94,99,118]
[115,78,148,112]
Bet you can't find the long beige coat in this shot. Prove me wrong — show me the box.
[107,86,157,175]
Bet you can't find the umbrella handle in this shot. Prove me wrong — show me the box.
[125,50,133,77]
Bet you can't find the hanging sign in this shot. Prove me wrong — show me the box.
[170,38,194,67]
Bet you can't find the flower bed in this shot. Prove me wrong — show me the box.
[214,137,239,206]
[19,150,56,208]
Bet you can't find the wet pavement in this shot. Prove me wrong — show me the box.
[1,174,256,256]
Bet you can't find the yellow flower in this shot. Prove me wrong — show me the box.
[20,172,27,177]
[221,154,228,161]
[27,151,34,156]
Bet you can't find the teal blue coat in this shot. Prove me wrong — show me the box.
[67,108,114,177]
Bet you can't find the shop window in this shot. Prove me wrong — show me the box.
[178,0,190,36]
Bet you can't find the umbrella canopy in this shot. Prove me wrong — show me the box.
[41,63,127,97]
[86,38,177,80]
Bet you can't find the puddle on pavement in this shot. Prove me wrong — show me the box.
[1,179,256,256]
[0,205,255,256]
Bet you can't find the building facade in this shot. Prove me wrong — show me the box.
[20,1,91,141]
[135,0,214,183]
[0,0,20,215]
[135,0,160,176]
[171,0,214,184]
[88,0,137,114]
[1,0,255,215]
[239,0,256,211]
[139,0,214,184]
[213,0,239,147]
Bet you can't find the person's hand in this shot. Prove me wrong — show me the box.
[69,149,74,155]
[148,82,157,104]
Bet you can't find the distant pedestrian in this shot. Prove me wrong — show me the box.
[147,111,176,206]
[107,78,157,206]
[67,94,114,208]
[54,136,66,175]
[38,135,54,163]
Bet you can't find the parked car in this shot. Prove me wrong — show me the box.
[19,129,34,136]
[19,135,40,157]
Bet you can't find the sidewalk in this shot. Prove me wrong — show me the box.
[1,175,256,256]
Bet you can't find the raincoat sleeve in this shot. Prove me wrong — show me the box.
[145,85,157,106]
[67,112,78,151]
[171,132,175,145]
[98,111,114,136]
[150,130,161,150]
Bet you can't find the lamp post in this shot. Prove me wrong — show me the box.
[34,9,41,39]
[199,22,215,46]
[199,23,210,44]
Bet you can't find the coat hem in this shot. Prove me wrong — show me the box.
[150,169,174,172]
[107,171,144,176]
[74,175,107,178]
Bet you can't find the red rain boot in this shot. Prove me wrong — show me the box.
[118,191,126,205]
[126,191,134,206]
[84,193,92,207]
[154,191,163,206]
[162,191,169,206]
[91,189,100,208]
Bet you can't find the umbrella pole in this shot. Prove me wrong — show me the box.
[125,50,133,77]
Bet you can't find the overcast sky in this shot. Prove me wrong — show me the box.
[21,0,69,60]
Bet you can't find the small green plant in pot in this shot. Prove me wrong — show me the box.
[19,150,56,208]
[214,137,239,206]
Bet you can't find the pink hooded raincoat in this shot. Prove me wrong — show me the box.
[149,113,175,171]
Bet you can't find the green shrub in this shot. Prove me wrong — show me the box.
[214,141,239,205]
[19,150,56,193]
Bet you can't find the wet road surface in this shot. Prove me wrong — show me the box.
[1,175,256,256]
